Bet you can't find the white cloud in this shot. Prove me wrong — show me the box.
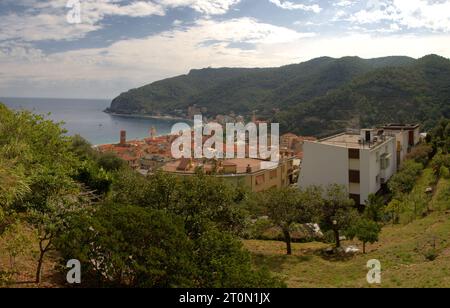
[0,17,315,97]
[0,0,242,42]
[349,0,450,32]
[0,1,166,41]
[333,0,355,7]
[157,0,241,15]
[269,0,322,13]
[3,14,450,99]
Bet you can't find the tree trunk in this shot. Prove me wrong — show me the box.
[35,249,45,284]
[36,236,52,284]
[334,229,341,248]
[283,229,292,255]
[363,242,366,254]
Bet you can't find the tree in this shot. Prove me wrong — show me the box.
[259,187,322,255]
[388,160,423,197]
[110,170,248,237]
[1,222,33,270]
[57,202,284,288]
[430,153,450,178]
[385,198,403,225]
[364,194,385,223]
[28,192,91,283]
[97,152,126,172]
[0,160,30,233]
[193,229,285,288]
[0,104,89,283]
[320,185,358,248]
[347,218,381,254]
[74,161,113,196]
[404,144,433,165]
[57,203,195,288]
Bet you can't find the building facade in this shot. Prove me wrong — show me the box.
[379,124,421,168]
[161,158,296,193]
[298,129,398,206]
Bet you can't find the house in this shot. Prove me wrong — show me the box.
[298,129,398,206]
[161,157,297,193]
[378,124,421,167]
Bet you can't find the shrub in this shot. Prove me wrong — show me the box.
[424,249,439,261]
[404,144,434,165]
[388,160,423,196]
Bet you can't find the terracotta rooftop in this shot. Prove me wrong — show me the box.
[162,158,270,174]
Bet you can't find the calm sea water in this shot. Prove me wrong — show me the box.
[0,97,188,145]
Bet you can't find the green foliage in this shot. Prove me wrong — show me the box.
[441,166,450,179]
[70,134,97,160]
[74,161,112,195]
[257,187,322,254]
[193,230,285,288]
[57,203,195,288]
[1,221,33,269]
[385,199,403,225]
[319,184,358,248]
[109,56,450,136]
[428,118,450,154]
[346,218,381,253]
[404,144,434,166]
[431,153,450,178]
[364,194,385,223]
[1,103,282,287]
[388,160,423,197]
[243,218,273,240]
[96,152,126,172]
[110,171,247,237]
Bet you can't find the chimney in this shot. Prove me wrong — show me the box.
[120,130,127,145]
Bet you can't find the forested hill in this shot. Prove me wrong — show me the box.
[108,55,450,136]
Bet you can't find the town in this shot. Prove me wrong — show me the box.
[96,115,422,202]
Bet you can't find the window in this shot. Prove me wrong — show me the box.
[256,175,265,185]
[270,169,278,179]
[380,153,391,170]
[381,158,390,170]
[349,170,360,183]
[348,149,360,159]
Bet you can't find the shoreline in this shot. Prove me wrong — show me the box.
[105,110,190,122]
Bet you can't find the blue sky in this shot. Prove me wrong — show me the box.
[1,0,450,99]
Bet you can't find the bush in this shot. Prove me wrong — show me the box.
[57,203,195,288]
[244,218,273,240]
[424,249,439,261]
[388,160,423,196]
[404,144,434,165]
[97,152,126,172]
[441,166,450,179]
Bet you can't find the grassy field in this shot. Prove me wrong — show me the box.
[244,177,450,288]
[1,174,449,288]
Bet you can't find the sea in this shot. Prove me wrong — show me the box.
[0,97,189,145]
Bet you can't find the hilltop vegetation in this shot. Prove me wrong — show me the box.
[0,102,283,288]
[108,55,450,136]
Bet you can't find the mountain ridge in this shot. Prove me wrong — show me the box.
[108,54,449,135]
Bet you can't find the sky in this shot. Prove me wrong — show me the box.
[1,0,450,99]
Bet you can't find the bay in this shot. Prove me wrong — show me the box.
[0,97,188,145]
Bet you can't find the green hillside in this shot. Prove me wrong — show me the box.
[275,54,450,136]
[107,56,416,121]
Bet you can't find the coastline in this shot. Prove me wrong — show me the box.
[105,110,189,122]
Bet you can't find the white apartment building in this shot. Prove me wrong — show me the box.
[379,124,421,168]
[298,129,398,206]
